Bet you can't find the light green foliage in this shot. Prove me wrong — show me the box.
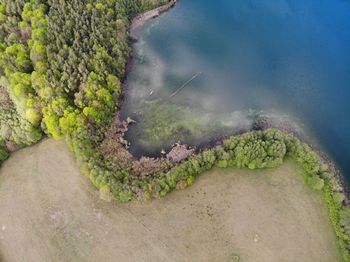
[83,107,100,122]
[187,175,194,185]
[307,175,324,190]
[340,208,350,239]
[0,85,41,147]
[99,185,113,202]
[59,108,83,135]
[95,3,106,10]
[0,1,43,149]
[107,74,121,91]
[147,129,350,260]
[334,192,346,204]
[117,0,167,19]
[200,149,217,170]
[11,72,32,97]
[4,43,32,73]
[222,129,286,169]
[42,104,63,139]
[25,107,41,125]
[0,4,5,14]
[1,1,349,259]
[138,100,218,149]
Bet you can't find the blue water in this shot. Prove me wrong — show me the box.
[124,0,350,179]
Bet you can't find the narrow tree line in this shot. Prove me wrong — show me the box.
[0,1,349,260]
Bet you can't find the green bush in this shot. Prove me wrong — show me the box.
[0,148,8,161]
[1,1,349,259]
[25,108,41,125]
[307,175,325,190]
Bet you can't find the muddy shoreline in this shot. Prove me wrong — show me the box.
[130,0,178,31]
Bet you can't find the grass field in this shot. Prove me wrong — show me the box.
[0,139,340,261]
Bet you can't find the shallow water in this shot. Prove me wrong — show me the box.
[122,0,350,179]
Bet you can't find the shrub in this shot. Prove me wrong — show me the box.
[307,175,325,190]
[187,175,194,185]
[0,148,8,161]
[99,185,113,202]
[25,108,41,126]
[1,1,349,258]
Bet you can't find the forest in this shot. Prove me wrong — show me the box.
[1,0,350,260]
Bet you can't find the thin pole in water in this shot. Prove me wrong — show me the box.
[169,72,202,98]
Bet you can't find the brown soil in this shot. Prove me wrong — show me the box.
[131,0,178,31]
[166,142,194,162]
[0,139,340,262]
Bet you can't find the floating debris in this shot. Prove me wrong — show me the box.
[166,143,195,162]
[126,117,136,125]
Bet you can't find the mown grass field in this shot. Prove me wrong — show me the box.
[0,139,339,262]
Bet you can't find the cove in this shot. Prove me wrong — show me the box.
[122,0,350,180]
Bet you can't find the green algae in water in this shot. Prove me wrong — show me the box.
[136,100,220,149]
[124,96,306,157]
[124,0,350,177]
[136,40,146,64]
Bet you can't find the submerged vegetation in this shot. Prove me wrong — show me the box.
[134,99,221,150]
[0,0,349,260]
[127,101,268,155]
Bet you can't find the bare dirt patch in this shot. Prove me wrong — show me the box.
[0,139,339,261]
[131,0,177,31]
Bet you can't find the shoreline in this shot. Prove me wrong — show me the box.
[197,117,350,206]
[119,0,349,204]
[120,0,179,117]
[130,0,178,31]
[1,0,349,255]
[1,0,349,258]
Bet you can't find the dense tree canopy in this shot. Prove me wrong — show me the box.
[0,0,350,260]
[0,0,167,160]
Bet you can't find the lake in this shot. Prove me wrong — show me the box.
[122,0,350,179]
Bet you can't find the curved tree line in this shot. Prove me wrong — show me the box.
[1,0,350,260]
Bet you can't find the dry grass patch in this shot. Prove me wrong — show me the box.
[0,139,340,262]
